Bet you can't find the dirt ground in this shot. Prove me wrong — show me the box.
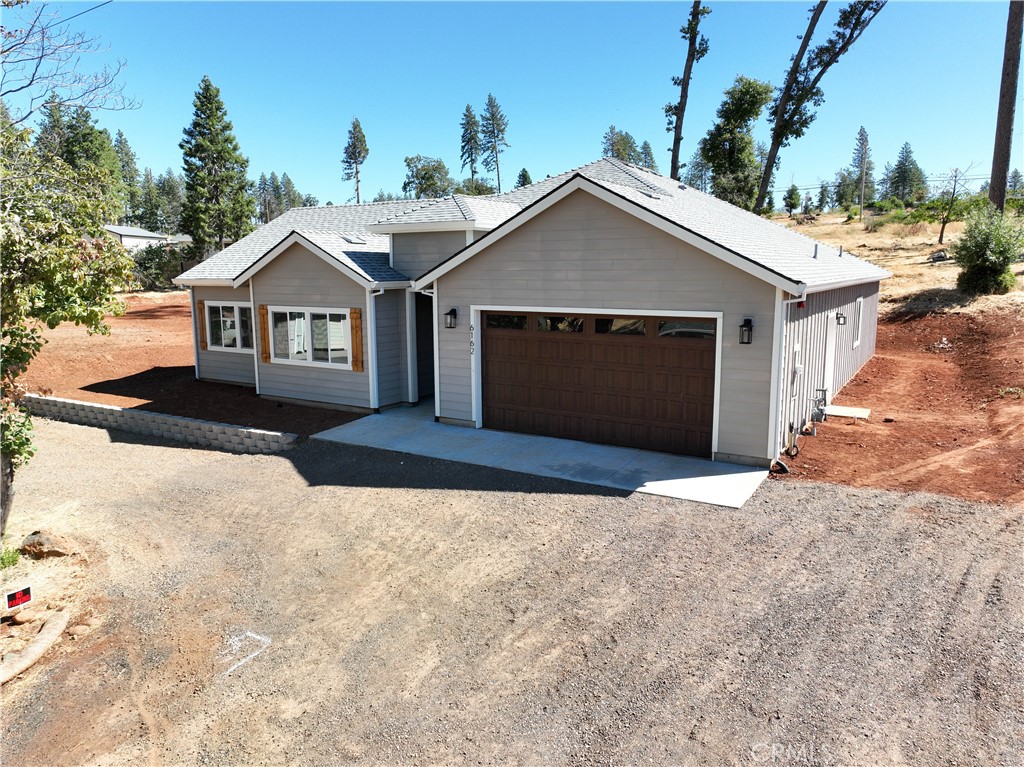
[2,421,1022,766]
[20,291,360,438]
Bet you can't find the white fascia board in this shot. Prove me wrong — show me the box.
[412,177,805,294]
[172,277,234,287]
[370,280,413,290]
[366,220,476,234]
[231,231,375,290]
[801,273,891,294]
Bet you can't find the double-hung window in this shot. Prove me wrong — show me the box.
[206,303,254,352]
[269,307,351,369]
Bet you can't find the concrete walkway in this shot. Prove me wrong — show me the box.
[312,401,767,508]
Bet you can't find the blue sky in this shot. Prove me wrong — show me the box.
[19,1,1023,205]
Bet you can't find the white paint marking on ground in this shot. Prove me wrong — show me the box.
[219,631,272,675]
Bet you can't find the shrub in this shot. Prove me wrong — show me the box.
[133,244,188,289]
[950,204,1024,295]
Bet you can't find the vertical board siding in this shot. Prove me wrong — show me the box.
[392,231,468,280]
[251,243,371,408]
[374,289,409,406]
[193,286,257,386]
[435,190,778,462]
[779,282,880,450]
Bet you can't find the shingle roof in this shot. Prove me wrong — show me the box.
[175,158,888,293]
[175,200,416,283]
[292,230,408,283]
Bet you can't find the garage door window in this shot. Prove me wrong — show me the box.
[657,318,716,339]
[537,316,584,332]
[485,314,528,330]
[595,317,646,335]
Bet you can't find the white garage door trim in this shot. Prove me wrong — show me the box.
[469,305,724,458]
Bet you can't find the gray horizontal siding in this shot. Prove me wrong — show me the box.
[434,189,778,463]
[780,282,880,450]
[374,289,408,407]
[193,286,256,386]
[251,244,371,408]
[392,231,467,281]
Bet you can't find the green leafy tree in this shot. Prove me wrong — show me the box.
[113,130,140,225]
[817,181,831,211]
[480,93,510,193]
[666,1,711,180]
[951,204,1024,294]
[342,117,369,204]
[784,184,802,215]
[402,155,455,199]
[459,105,482,185]
[834,168,857,210]
[1,116,135,535]
[454,177,497,195]
[698,75,774,210]
[179,76,255,257]
[754,1,887,213]
[514,168,533,188]
[372,189,407,202]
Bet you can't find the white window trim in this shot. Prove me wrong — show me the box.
[205,302,255,354]
[267,305,353,371]
[853,296,864,349]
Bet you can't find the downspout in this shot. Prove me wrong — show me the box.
[248,278,261,395]
[366,287,383,411]
[189,287,200,380]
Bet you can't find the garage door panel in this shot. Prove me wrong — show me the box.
[483,312,715,458]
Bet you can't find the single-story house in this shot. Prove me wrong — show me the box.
[104,224,170,252]
[174,158,889,467]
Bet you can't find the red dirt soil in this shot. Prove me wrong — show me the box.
[777,310,1024,506]
[21,292,1024,504]
[21,291,361,438]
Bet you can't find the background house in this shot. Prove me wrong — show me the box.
[104,224,169,252]
[175,159,888,467]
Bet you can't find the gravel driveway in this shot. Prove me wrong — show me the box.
[3,420,1022,766]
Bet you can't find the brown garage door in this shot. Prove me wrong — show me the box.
[482,312,716,457]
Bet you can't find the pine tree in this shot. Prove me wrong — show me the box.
[136,168,162,232]
[34,97,67,160]
[268,171,283,220]
[179,76,255,256]
[1009,168,1024,195]
[156,168,185,234]
[256,173,272,224]
[682,150,711,192]
[480,94,510,193]
[113,130,140,225]
[833,168,858,210]
[281,173,303,211]
[342,118,369,204]
[784,184,802,214]
[639,141,658,172]
[886,142,927,204]
[850,126,875,206]
[460,105,482,184]
[666,1,711,180]
[817,181,831,212]
[753,1,887,213]
[515,168,533,188]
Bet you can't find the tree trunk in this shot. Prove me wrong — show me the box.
[859,158,867,222]
[990,0,1024,212]
[355,164,361,204]
[1,452,13,539]
[670,0,705,181]
[753,1,827,214]
[495,150,502,194]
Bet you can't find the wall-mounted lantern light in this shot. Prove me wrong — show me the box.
[836,312,847,326]
[444,307,458,329]
[739,317,754,345]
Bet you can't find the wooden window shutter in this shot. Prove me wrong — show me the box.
[258,304,271,363]
[196,300,207,350]
[349,308,363,372]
